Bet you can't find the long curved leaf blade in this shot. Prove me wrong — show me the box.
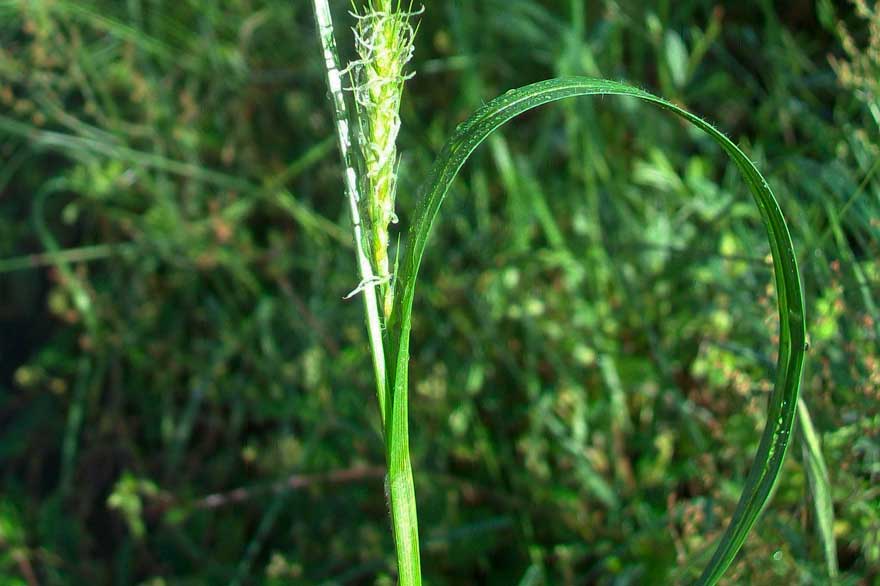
[388,77,806,585]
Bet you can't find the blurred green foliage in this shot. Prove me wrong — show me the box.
[0,0,877,584]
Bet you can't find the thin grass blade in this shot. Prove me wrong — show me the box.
[798,397,839,581]
[388,77,806,586]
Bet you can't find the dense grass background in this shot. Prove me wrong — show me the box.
[0,0,878,584]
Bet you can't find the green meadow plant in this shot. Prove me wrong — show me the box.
[312,2,806,585]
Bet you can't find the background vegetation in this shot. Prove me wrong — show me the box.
[0,0,878,584]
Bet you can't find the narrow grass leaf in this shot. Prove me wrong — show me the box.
[388,77,806,586]
[797,397,839,581]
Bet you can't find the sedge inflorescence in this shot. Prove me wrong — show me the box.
[347,0,420,320]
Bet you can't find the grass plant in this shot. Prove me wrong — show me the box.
[312,3,806,585]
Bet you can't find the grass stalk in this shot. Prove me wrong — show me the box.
[312,2,422,584]
[313,5,805,584]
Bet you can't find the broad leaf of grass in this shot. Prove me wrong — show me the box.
[387,77,806,586]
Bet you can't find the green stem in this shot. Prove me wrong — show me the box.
[311,2,422,585]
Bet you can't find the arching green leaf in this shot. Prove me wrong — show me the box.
[386,77,806,586]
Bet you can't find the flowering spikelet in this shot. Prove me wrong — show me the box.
[348,0,419,320]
